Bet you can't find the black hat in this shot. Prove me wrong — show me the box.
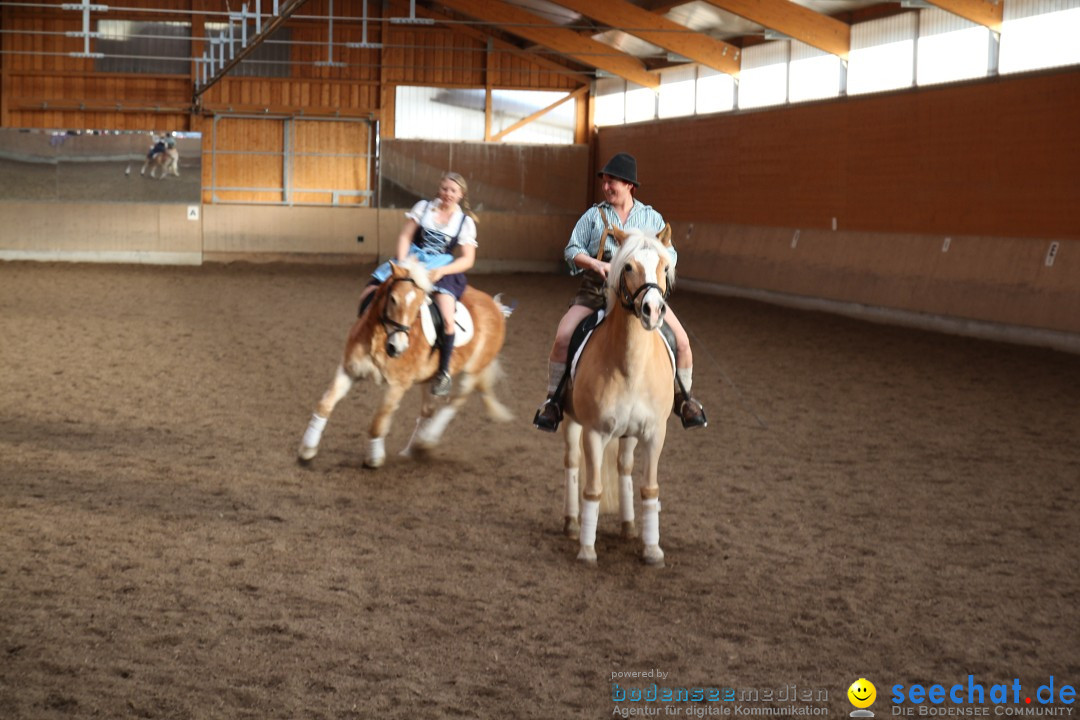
[597,152,639,187]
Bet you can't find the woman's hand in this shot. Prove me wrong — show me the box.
[429,268,445,284]
[594,259,610,280]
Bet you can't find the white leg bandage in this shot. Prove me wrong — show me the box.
[547,361,567,395]
[619,475,634,523]
[302,413,328,448]
[367,436,386,466]
[580,499,600,548]
[565,469,580,519]
[420,406,457,445]
[642,498,661,547]
[676,367,693,394]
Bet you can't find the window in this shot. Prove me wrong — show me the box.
[1000,0,1080,74]
[918,8,991,85]
[739,41,790,109]
[625,83,658,123]
[594,77,626,127]
[659,65,697,119]
[848,13,918,95]
[696,67,736,114]
[789,42,843,102]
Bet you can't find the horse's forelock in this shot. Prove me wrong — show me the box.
[605,229,672,305]
[398,258,433,293]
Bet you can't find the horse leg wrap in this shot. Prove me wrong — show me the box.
[419,406,456,446]
[580,499,600,548]
[565,468,580,520]
[642,498,661,547]
[366,437,386,467]
[619,475,635,523]
[302,413,328,449]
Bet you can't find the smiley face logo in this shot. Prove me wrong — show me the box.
[848,678,877,709]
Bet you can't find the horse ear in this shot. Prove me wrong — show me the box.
[611,227,630,246]
[390,262,408,279]
[658,224,673,247]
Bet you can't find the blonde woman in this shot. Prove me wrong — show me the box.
[359,171,479,396]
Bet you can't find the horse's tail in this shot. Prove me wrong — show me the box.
[492,293,516,319]
[476,358,513,422]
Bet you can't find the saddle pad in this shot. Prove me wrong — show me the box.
[420,298,475,348]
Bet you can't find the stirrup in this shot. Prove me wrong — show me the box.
[532,398,562,432]
[675,395,708,429]
[431,371,451,397]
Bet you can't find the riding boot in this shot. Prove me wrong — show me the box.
[674,367,708,429]
[432,332,454,396]
[532,361,566,432]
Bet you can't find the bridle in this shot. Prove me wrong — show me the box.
[379,276,420,341]
[597,205,670,319]
[618,268,670,317]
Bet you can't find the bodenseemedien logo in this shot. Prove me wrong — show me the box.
[849,678,877,718]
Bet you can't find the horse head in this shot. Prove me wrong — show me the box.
[381,260,432,357]
[607,224,674,331]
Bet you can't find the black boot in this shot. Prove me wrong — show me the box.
[532,396,562,432]
[674,392,708,429]
[432,333,454,396]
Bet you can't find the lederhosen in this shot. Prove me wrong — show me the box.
[569,205,617,311]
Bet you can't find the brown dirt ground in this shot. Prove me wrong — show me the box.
[1,261,1078,720]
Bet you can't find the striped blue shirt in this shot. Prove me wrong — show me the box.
[564,200,676,275]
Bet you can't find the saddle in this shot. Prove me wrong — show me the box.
[420,297,474,349]
[567,310,676,383]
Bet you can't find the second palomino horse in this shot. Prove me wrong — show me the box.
[562,225,676,567]
[141,148,180,179]
[298,260,513,469]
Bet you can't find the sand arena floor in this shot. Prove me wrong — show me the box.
[1,261,1077,719]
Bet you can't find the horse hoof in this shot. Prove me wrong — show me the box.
[642,545,665,568]
[564,516,580,540]
[364,455,384,469]
[577,546,597,565]
[298,445,318,462]
[621,520,638,540]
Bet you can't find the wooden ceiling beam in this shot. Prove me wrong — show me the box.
[700,0,850,58]
[926,0,1003,30]
[388,0,589,85]
[431,0,661,88]
[546,0,741,75]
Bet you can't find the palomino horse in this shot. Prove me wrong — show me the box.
[562,225,676,567]
[141,148,180,179]
[298,260,512,469]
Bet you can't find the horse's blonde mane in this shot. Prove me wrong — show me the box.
[396,257,434,294]
[604,228,676,313]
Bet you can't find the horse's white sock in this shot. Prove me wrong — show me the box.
[580,499,600,547]
[302,413,328,447]
[547,361,567,396]
[642,498,661,547]
[565,468,580,519]
[620,475,634,523]
[676,367,693,394]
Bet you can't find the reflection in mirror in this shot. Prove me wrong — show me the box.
[0,128,201,203]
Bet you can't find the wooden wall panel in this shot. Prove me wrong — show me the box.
[598,69,1080,240]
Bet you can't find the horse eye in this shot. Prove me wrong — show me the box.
[624,263,633,273]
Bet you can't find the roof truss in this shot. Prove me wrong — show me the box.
[431,0,661,88]
[546,0,741,75]
[700,0,851,58]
